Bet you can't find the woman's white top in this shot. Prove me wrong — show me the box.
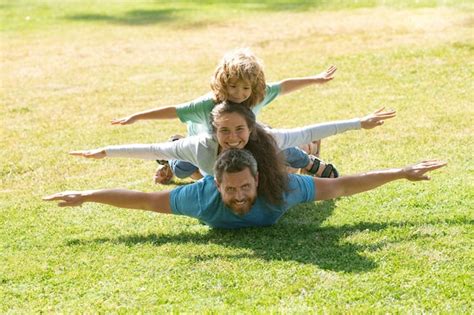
[105,118,361,176]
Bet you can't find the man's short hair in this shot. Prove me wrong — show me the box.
[214,149,258,183]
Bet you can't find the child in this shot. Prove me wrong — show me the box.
[111,48,337,183]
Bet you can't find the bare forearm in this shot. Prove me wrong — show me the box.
[340,168,405,196]
[132,106,178,121]
[315,160,446,200]
[315,168,405,200]
[279,77,323,95]
[82,189,172,213]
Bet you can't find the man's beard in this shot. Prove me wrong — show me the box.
[225,196,257,216]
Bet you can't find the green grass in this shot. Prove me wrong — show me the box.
[2,0,472,32]
[1,0,473,313]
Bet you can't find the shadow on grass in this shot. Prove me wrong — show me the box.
[66,9,180,26]
[68,204,472,272]
[67,200,382,273]
[63,1,345,27]
[232,0,337,11]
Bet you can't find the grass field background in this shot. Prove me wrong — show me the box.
[1,0,473,312]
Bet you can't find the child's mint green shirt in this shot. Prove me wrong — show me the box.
[176,83,281,136]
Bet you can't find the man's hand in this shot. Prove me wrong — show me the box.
[111,115,137,125]
[70,148,107,159]
[360,107,397,129]
[43,191,87,207]
[313,65,337,84]
[403,160,447,181]
[43,189,173,213]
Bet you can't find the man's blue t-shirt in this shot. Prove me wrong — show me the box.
[170,174,315,229]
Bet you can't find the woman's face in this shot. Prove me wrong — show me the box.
[214,112,251,150]
[226,78,252,104]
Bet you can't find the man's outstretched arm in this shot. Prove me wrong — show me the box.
[314,160,447,201]
[43,189,173,213]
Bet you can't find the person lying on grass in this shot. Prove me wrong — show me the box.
[71,102,396,194]
[111,48,337,183]
[44,149,446,229]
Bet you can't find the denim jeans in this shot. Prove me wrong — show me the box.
[168,159,200,178]
[165,146,309,178]
[281,146,310,168]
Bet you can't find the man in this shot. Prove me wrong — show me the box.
[44,149,446,229]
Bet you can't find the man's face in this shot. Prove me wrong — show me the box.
[216,168,258,216]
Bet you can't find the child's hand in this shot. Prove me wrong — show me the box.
[70,149,107,159]
[111,115,136,125]
[314,65,337,83]
[360,107,396,129]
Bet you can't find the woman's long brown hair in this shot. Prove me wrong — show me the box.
[211,101,288,205]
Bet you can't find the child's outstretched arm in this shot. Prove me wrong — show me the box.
[279,65,337,96]
[111,106,178,125]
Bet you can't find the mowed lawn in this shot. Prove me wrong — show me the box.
[1,1,473,313]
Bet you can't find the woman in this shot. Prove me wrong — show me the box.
[71,102,395,204]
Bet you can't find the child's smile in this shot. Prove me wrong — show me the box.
[226,78,252,103]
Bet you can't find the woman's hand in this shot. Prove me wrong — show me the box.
[360,107,396,129]
[69,148,107,159]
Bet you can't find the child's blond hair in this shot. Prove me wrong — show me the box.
[210,48,266,108]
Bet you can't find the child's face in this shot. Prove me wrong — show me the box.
[226,78,252,104]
